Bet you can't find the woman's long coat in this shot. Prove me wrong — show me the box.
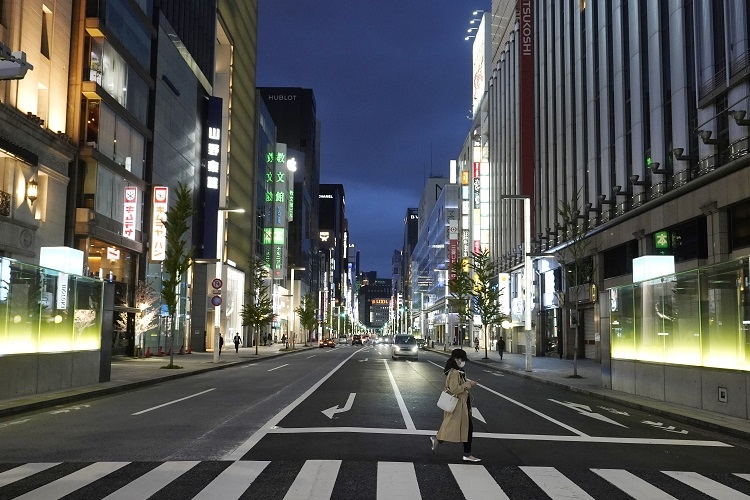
[436,368,472,442]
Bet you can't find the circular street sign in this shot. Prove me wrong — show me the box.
[211,278,223,290]
[211,295,223,307]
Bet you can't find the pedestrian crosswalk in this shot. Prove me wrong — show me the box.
[0,460,749,499]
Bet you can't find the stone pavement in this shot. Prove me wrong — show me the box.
[2,341,750,442]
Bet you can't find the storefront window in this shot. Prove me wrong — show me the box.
[610,259,749,370]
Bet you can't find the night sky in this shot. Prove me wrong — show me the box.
[257,1,489,277]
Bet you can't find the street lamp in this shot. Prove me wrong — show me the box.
[501,195,533,372]
[289,266,305,346]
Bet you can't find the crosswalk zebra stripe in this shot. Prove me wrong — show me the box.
[449,463,510,500]
[662,471,750,500]
[0,463,59,488]
[194,460,269,500]
[737,474,750,482]
[283,459,341,500]
[377,462,420,500]
[13,462,129,500]
[591,468,678,500]
[102,461,199,500]
[521,466,595,500]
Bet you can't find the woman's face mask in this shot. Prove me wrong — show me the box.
[457,360,465,368]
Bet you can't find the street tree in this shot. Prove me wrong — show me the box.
[556,190,598,377]
[241,257,274,355]
[448,259,474,347]
[295,292,317,345]
[470,249,505,360]
[161,182,196,369]
[117,280,159,356]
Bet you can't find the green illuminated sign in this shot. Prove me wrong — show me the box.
[654,231,669,249]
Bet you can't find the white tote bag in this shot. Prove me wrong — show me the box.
[437,390,458,413]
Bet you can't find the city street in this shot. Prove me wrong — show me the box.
[1,344,749,499]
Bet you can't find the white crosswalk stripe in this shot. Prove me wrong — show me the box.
[0,461,749,499]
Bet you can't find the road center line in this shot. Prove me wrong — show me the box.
[382,360,416,431]
[131,388,216,415]
[225,347,367,460]
[427,360,587,437]
[267,364,289,371]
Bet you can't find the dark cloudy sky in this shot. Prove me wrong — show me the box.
[257,1,489,277]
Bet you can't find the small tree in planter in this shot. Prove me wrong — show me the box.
[241,257,274,354]
[470,249,506,360]
[161,182,195,369]
[296,292,317,345]
[448,259,474,347]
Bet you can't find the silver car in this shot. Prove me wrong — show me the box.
[392,334,418,361]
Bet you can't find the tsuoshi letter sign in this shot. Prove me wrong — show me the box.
[150,186,168,262]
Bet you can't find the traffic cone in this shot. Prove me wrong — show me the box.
[187,345,192,354]
[166,347,171,356]
[157,346,163,356]
[145,347,151,358]
[179,345,184,355]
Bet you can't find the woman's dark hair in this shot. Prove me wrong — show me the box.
[444,349,467,374]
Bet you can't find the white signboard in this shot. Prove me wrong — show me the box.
[56,273,68,310]
[150,186,168,262]
[123,186,137,240]
[498,273,510,316]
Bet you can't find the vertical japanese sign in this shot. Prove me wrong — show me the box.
[150,186,168,262]
[448,216,459,293]
[201,96,222,259]
[264,143,289,279]
[473,162,481,252]
[498,273,510,316]
[123,186,137,240]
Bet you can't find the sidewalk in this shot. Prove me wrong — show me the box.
[2,342,750,442]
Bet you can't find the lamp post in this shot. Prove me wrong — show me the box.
[210,206,245,363]
[289,266,305,346]
[501,195,533,372]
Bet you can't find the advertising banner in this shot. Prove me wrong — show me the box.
[123,187,137,241]
[150,186,168,262]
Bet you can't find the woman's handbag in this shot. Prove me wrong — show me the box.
[437,390,458,413]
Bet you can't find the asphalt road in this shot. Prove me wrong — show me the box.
[1,343,749,499]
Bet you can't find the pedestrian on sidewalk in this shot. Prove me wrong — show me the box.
[234,333,241,353]
[218,335,224,356]
[474,336,479,352]
[497,336,505,360]
[430,348,480,462]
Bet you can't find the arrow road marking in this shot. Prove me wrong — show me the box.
[472,407,486,424]
[549,399,628,428]
[322,393,356,419]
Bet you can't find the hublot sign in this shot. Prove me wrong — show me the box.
[267,94,297,101]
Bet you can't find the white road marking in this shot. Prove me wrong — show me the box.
[522,466,595,499]
[263,426,731,446]
[103,461,200,500]
[322,393,357,419]
[592,469,678,499]
[0,463,60,488]
[450,464,510,500]
[483,369,504,376]
[194,461,270,500]
[663,471,750,499]
[377,462,420,500]
[0,418,30,428]
[284,460,341,500]
[382,359,416,430]
[307,355,317,358]
[268,363,289,371]
[14,462,129,500]
[225,347,366,459]
[132,388,216,415]
[472,407,486,423]
[549,399,628,428]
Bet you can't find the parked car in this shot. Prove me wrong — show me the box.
[352,334,363,345]
[318,338,335,348]
[392,334,418,360]
[416,338,426,350]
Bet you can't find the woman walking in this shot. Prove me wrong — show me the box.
[430,348,480,462]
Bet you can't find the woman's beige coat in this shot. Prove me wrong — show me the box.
[436,368,472,442]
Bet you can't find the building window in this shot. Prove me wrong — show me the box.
[41,5,52,59]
